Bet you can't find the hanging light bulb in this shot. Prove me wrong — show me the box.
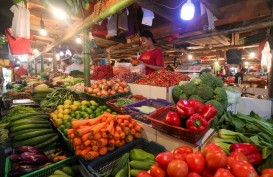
[59,51,64,57]
[65,48,72,57]
[33,48,39,54]
[40,15,47,36]
[76,36,82,44]
[180,0,195,20]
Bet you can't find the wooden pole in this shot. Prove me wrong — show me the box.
[83,28,90,87]
[40,54,44,73]
[52,48,57,75]
[34,58,37,76]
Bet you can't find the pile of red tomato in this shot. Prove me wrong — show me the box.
[136,143,273,177]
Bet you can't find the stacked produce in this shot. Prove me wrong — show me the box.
[66,112,142,160]
[50,99,114,136]
[134,69,190,87]
[84,78,130,97]
[4,90,32,100]
[211,110,273,171]
[91,64,114,80]
[49,165,82,177]
[32,84,53,102]
[50,75,83,87]
[8,146,49,177]
[131,143,272,177]
[8,112,59,149]
[172,72,228,118]
[69,70,84,78]
[67,83,85,92]
[40,88,78,111]
[112,72,144,83]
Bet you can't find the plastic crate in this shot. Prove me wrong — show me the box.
[124,99,173,124]
[147,106,213,144]
[79,92,131,104]
[80,138,166,177]
[106,95,147,114]
[5,156,76,177]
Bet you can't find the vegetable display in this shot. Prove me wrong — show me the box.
[134,69,190,87]
[66,112,142,160]
[91,64,114,80]
[112,72,144,83]
[172,73,228,119]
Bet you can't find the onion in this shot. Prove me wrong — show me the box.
[97,91,102,97]
[120,81,127,88]
[118,86,124,90]
[84,87,89,92]
[93,88,99,94]
[110,90,117,95]
[87,87,93,94]
[118,89,124,93]
[91,84,98,89]
[123,87,129,93]
[112,85,119,91]
[102,84,109,90]
[101,90,109,97]
[101,79,107,83]
[107,81,114,88]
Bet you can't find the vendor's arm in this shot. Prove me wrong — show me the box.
[143,63,164,70]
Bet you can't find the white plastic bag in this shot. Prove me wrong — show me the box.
[261,41,272,72]
[130,64,145,75]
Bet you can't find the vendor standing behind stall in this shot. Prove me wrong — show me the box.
[138,30,164,75]
[234,68,247,84]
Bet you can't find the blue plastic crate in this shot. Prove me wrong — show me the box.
[125,98,173,124]
[79,138,166,177]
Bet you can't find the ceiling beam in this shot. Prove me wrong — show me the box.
[187,44,259,53]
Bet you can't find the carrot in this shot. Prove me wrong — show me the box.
[120,122,125,128]
[119,132,125,139]
[128,123,134,129]
[101,116,107,122]
[134,124,142,132]
[67,129,76,136]
[124,120,129,126]
[114,132,120,140]
[134,132,141,139]
[80,146,92,157]
[89,134,94,140]
[106,120,114,134]
[90,140,97,146]
[84,140,91,146]
[125,134,133,142]
[115,115,131,120]
[115,125,122,133]
[97,138,108,147]
[99,146,108,156]
[91,117,112,135]
[108,139,115,147]
[115,139,120,147]
[123,127,130,135]
[130,119,137,125]
[108,145,115,152]
[92,145,99,151]
[93,132,102,140]
[75,146,80,150]
[116,118,122,124]
[75,149,81,156]
[87,113,110,125]
[130,128,136,135]
[53,156,67,162]
[82,132,91,142]
[119,140,125,147]
[73,137,82,146]
[72,119,89,129]
[69,133,75,139]
[80,144,87,151]
[102,132,108,139]
[84,151,99,161]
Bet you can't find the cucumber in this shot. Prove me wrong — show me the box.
[10,123,51,133]
[9,113,49,121]
[115,165,129,177]
[62,166,74,176]
[54,170,71,177]
[13,133,57,149]
[130,169,141,176]
[10,119,49,128]
[10,129,43,138]
[111,153,129,176]
[13,129,55,141]
[35,134,59,149]
[129,160,155,170]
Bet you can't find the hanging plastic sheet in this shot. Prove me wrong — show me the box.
[261,41,272,72]
[118,8,129,31]
[107,14,118,38]
[5,29,32,55]
[91,19,108,37]
[141,8,154,26]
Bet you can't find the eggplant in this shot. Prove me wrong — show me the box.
[17,146,43,154]
[20,152,48,165]
[8,165,39,177]
[9,154,21,163]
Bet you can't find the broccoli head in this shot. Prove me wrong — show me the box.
[190,77,201,86]
[189,95,204,103]
[181,82,197,97]
[199,72,215,88]
[196,84,214,100]
[172,86,183,103]
[214,76,224,88]
[179,93,188,100]
[206,100,224,117]
[214,87,228,108]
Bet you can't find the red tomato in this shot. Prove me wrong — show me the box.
[202,167,215,177]
[173,146,193,160]
[187,172,202,177]
[214,168,234,177]
[136,170,153,177]
[155,151,174,170]
[229,150,248,162]
[203,143,222,156]
[227,157,258,177]
[185,151,205,174]
[262,168,273,176]
[261,175,273,177]
[149,164,166,177]
[206,150,227,171]
[167,159,188,177]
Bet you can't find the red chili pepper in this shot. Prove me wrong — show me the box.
[229,143,259,155]
[201,104,217,120]
[165,111,181,126]
[246,152,262,166]
[189,99,204,114]
[186,113,208,133]
[176,99,194,117]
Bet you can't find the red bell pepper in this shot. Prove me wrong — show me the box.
[186,113,208,133]
[246,152,262,166]
[189,99,204,114]
[165,111,181,126]
[201,104,217,120]
[176,99,194,117]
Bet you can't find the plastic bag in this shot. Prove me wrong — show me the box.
[107,14,117,38]
[261,41,272,72]
[130,64,145,75]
